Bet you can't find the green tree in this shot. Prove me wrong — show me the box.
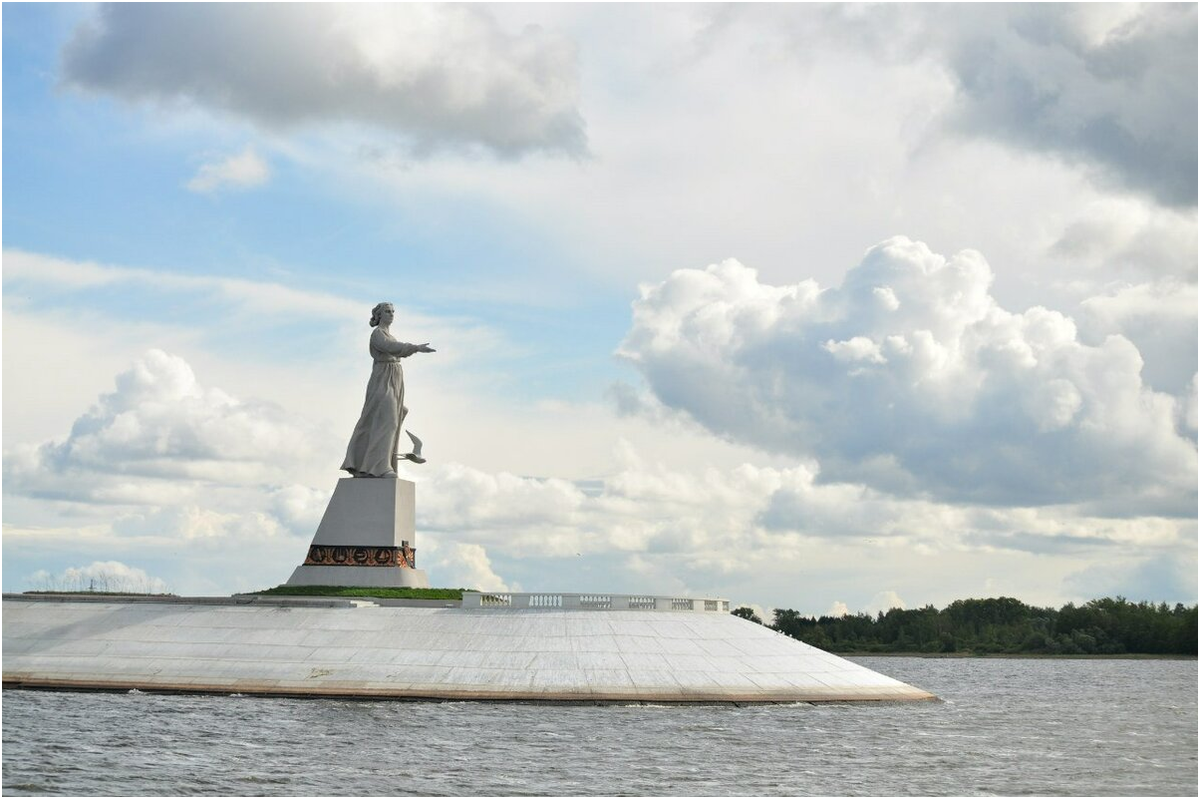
[766,596,1197,655]
[732,606,763,624]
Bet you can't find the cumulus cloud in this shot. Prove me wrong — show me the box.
[618,237,1197,513]
[826,600,851,618]
[864,590,907,616]
[60,3,586,158]
[412,445,1192,576]
[430,543,511,592]
[1077,281,1198,399]
[186,146,270,193]
[422,463,586,534]
[4,349,337,499]
[420,448,795,566]
[1,351,341,593]
[1044,200,1196,399]
[27,560,169,594]
[10,346,1187,566]
[5,337,1191,607]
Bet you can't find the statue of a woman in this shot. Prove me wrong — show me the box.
[341,302,435,478]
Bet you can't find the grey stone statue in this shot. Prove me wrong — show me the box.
[341,302,435,478]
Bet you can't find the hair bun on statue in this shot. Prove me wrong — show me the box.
[369,302,391,327]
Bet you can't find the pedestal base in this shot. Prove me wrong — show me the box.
[285,565,430,589]
[285,477,430,589]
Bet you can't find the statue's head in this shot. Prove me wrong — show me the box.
[369,302,395,327]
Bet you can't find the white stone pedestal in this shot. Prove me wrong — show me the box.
[286,478,430,588]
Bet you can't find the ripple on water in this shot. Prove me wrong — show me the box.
[2,658,1196,796]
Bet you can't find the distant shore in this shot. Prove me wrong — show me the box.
[764,597,1197,657]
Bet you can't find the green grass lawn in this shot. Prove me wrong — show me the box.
[248,585,470,600]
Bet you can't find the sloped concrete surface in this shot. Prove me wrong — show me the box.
[2,598,935,703]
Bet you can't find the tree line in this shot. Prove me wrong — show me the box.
[734,596,1198,655]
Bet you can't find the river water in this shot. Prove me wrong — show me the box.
[3,657,1195,796]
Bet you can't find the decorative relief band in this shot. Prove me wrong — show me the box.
[304,543,416,569]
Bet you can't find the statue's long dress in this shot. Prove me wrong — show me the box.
[341,328,421,477]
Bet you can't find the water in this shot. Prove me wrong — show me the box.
[3,657,1195,796]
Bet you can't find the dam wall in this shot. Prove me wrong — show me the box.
[2,595,935,703]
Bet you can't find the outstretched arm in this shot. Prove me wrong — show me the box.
[372,329,436,356]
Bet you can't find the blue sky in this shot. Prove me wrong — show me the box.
[3,3,1196,616]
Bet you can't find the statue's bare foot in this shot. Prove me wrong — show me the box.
[381,470,398,478]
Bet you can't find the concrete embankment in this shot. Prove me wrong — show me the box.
[2,595,936,703]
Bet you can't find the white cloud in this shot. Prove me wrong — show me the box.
[3,4,1194,620]
[937,4,1197,207]
[6,404,1194,606]
[826,600,851,618]
[1082,282,1199,326]
[61,3,585,158]
[1184,376,1198,438]
[0,250,511,468]
[1050,199,1198,283]
[228,2,1196,334]
[409,444,1193,579]
[4,349,338,499]
[873,286,901,311]
[186,146,270,193]
[1065,554,1198,606]
[419,451,781,564]
[3,249,361,321]
[27,560,169,594]
[111,506,283,541]
[823,336,887,365]
[4,273,1193,610]
[1,249,507,377]
[864,589,907,616]
[268,484,332,532]
[731,603,772,625]
[719,4,1197,207]
[431,543,511,592]
[618,237,1197,512]
[3,248,780,483]
[1078,280,1198,397]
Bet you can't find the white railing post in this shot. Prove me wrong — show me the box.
[460,591,729,612]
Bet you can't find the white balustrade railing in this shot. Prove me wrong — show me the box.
[461,592,730,613]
